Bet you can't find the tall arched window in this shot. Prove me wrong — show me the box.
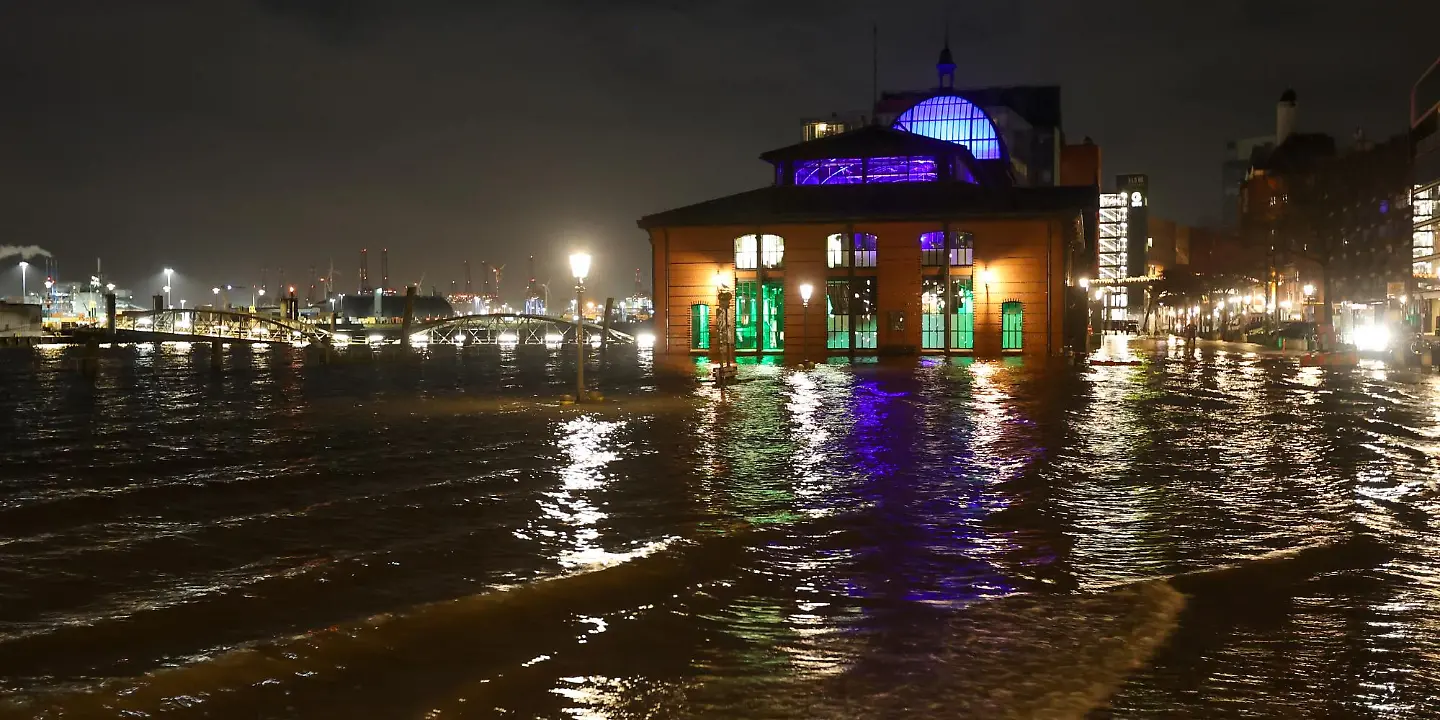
[827,233,877,268]
[735,234,785,270]
[761,235,784,268]
[1001,301,1023,351]
[735,236,757,269]
[919,231,974,267]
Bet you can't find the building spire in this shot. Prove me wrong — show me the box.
[937,12,955,89]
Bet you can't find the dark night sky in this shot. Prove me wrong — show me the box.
[3,1,1437,303]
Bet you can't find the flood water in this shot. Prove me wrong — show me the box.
[0,339,1437,718]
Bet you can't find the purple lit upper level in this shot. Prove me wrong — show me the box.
[761,122,998,188]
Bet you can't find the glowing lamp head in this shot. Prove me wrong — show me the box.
[106,283,115,292]
[569,252,592,282]
[712,270,731,290]
[17,261,28,270]
[1077,276,1090,290]
[980,268,996,285]
[1302,283,1316,297]
[258,288,266,296]
[798,282,814,305]
[212,287,220,295]
[163,268,173,277]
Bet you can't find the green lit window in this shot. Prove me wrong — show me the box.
[762,282,784,350]
[1001,300,1023,351]
[690,303,709,350]
[953,279,974,350]
[826,280,850,349]
[735,281,757,350]
[922,277,945,349]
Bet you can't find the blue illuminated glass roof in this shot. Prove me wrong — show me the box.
[892,95,1002,160]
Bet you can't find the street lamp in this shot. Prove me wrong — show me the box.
[569,251,591,402]
[17,261,28,300]
[163,268,174,308]
[799,282,814,363]
[1302,283,1316,297]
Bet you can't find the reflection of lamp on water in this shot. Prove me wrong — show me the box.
[798,282,814,365]
[569,251,591,402]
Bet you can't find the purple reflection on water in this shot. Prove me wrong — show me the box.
[846,375,1017,604]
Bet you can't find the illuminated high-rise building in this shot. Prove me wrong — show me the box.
[1414,56,1440,331]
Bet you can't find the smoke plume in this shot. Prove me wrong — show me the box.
[0,245,53,262]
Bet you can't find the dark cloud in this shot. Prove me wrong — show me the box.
[2,1,1437,301]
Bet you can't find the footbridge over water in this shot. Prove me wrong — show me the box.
[89,310,638,348]
[103,309,328,345]
[403,313,636,346]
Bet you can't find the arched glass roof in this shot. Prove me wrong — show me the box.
[892,95,1002,160]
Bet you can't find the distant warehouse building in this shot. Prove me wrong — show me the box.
[639,46,1098,360]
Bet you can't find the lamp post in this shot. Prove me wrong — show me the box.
[18,261,28,300]
[798,282,814,364]
[163,268,174,309]
[569,252,591,402]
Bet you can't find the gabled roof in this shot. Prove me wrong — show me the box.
[758,125,975,164]
[637,182,1098,229]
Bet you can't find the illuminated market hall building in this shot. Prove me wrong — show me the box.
[639,50,1099,360]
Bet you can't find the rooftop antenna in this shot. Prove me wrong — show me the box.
[871,22,878,121]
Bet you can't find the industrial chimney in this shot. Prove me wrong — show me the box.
[381,248,389,292]
[1276,88,1297,146]
[359,249,370,294]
